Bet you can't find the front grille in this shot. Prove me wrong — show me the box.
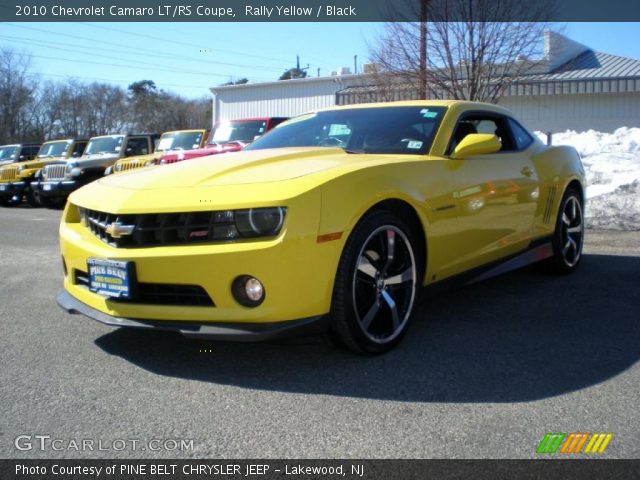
[74,269,214,307]
[0,166,18,181]
[80,208,252,248]
[43,164,66,181]
[115,160,145,172]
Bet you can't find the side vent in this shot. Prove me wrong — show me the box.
[543,186,557,224]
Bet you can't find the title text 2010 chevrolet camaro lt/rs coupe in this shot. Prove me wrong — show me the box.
[57,101,585,353]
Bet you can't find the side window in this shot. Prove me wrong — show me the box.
[269,118,288,129]
[508,118,534,150]
[124,137,149,156]
[22,146,40,158]
[449,114,517,154]
[475,119,499,135]
[73,142,87,157]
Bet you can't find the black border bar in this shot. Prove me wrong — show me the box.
[2,0,640,22]
[3,459,640,480]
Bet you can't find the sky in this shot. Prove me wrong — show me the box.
[0,22,638,99]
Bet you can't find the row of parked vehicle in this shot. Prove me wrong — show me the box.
[0,117,288,208]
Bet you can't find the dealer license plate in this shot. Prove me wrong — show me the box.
[43,184,52,191]
[87,258,136,299]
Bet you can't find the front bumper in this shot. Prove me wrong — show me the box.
[57,291,328,341]
[32,179,78,198]
[59,192,345,327]
[0,181,26,198]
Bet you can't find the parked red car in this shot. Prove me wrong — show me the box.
[160,117,289,164]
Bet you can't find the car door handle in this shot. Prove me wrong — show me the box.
[521,166,533,177]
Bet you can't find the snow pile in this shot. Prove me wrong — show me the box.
[536,127,640,231]
[587,180,640,231]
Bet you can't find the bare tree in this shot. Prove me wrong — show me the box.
[370,0,556,103]
[30,81,64,140]
[0,48,38,143]
[85,83,130,136]
[49,79,89,138]
[0,50,211,142]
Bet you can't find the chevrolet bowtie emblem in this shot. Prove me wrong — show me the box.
[105,221,135,238]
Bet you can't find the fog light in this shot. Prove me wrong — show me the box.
[245,278,263,301]
[232,275,265,307]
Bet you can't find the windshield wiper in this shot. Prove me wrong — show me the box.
[342,148,365,154]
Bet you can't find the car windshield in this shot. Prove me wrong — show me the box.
[84,136,125,155]
[246,106,446,155]
[38,141,70,158]
[209,120,267,144]
[156,131,204,152]
[0,145,19,160]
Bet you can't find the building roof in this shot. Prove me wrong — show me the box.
[336,48,640,102]
[536,51,640,80]
[210,31,640,99]
[211,74,360,93]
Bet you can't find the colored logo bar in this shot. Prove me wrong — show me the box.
[537,433,613,454]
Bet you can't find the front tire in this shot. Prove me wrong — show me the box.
[0,193,22,207]
[330,211,421,354]
[25,187,40,207]
[544,187,584,274]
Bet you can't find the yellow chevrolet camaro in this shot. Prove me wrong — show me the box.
[57,101,585,353]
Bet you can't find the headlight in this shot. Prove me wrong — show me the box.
[144,159,156,167]
[235,207,285,238]
[17,165,25,173]
[76,207,286,242]
[65,161,82,177]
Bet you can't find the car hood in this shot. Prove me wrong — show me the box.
[103,147,404,188]
[78,152,120,163]
[115,152,159,165]
[161,145,228,162]
[70,147,421,213]
[13,156,67,170]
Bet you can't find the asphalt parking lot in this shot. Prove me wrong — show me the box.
[1,206,638,459]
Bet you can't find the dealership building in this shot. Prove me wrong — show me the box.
[210,32,640,133]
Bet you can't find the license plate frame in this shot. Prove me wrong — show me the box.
[87,258,137,299]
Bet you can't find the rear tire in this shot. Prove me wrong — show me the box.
[330,210,422,354]
[25,187,40,207]
[40,196,65,209]
[542,187,584,274]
